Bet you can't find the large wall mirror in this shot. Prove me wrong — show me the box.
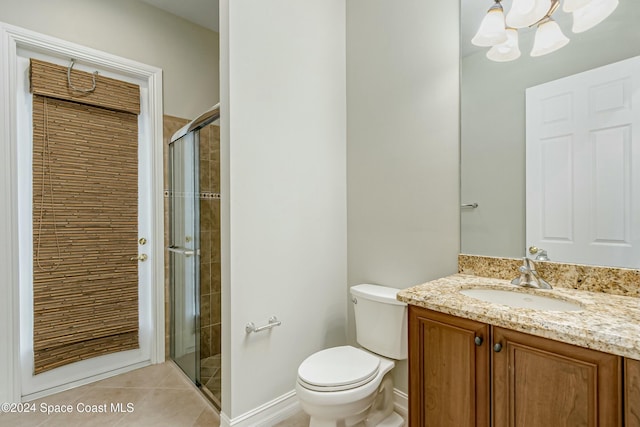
[460,0,640,268]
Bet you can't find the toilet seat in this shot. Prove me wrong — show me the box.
[297,346,380,392]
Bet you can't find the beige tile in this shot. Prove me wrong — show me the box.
[199,162,211,193]
[39,386,150,427]
[0,406,49,427]
[200,293,211,327]
[272,411,310,427]
[92,363,173,389]
[200,200,214,232]
[203,232,214,264]
[156,365,195,390]
[211,292,221,325]
[191,407,220,427]
[211,231,221,262]
[0,383,99,427]
[200,355,220,380]
[212,200,220,225]
[1,358,321,427]
[200,262,212,295]
[211,262,221,293]
[210,324,221,356]
[200,326,211,360]
[114,388,209,427]
[199,138,212,160]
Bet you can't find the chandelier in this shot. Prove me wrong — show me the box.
[472,0,619,62]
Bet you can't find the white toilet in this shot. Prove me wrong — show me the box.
[296,284,407,427]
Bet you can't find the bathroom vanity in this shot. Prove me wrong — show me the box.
[398,274,640,427]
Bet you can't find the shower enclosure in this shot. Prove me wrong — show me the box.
[168,104,221,408]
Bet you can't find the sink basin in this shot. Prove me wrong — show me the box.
[459,288,583,311]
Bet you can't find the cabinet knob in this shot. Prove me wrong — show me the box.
[474,336,483,346]
[493,343,503,353]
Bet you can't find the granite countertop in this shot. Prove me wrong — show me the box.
[397,274,640,361]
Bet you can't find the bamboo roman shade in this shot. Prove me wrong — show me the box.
[31,59,141,374]
[30,59,140,114]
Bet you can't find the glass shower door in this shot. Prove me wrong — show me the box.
[168,131,201,385]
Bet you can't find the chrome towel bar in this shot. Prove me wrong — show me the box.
[245,316,282,334]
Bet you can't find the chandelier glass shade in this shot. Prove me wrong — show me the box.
[472,0,619,62]
[572,0,619,33]
[487,28,522,61]
[562,0,590,12]
[506,0,550,28]
[471,2,508,46]
[531,17,570,56]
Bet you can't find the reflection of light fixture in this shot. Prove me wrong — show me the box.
[506,0,549,28]
[487,28,521,61]
[472,0,507,46]
[562,0,590,13]
[531,17,570,56]
[473,0,619,61]
[572,0,619,33]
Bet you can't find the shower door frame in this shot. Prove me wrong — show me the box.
[168,130,201,385]
[167,106,221,405]
[0,23,165,402]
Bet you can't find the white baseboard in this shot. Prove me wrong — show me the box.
[393,388,408,418]
[220,388,407,427]
[220,390,300,427]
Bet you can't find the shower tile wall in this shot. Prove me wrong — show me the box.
[198,123,221,362]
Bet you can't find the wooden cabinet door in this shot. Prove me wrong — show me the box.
[408,306,490,427]
[492,327,622,427]
[626,358,640,427]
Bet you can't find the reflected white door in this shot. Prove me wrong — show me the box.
[526,55,640,268]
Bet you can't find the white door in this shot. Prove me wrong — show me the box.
[526,55,640,268]
[16,51,154,399]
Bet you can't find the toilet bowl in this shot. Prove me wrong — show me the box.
[295,285,407,427]
[296,346,400,427]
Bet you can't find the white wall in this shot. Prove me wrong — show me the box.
[0,0,219,119]
[222,0,347,419]
[346,0,460,393]
[461,0,640,259]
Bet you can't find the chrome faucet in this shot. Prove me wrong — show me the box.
[511,257,552,289]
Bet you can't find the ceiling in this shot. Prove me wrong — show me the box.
[140,0,219,32]
[138,0,608,58]
[138,0,498,55]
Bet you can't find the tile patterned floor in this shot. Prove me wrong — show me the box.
[0,362,310,427]
[201,354,221,407]
[0,362,218,427]
[272,411,310,427]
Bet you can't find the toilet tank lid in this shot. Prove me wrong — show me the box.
[350,284,407,306]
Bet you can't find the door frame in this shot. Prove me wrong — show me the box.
[0,22,165,402]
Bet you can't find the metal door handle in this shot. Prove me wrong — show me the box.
[167,246,196,257]
[131,254,148,262]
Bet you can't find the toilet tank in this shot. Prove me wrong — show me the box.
[351,284,408,360]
